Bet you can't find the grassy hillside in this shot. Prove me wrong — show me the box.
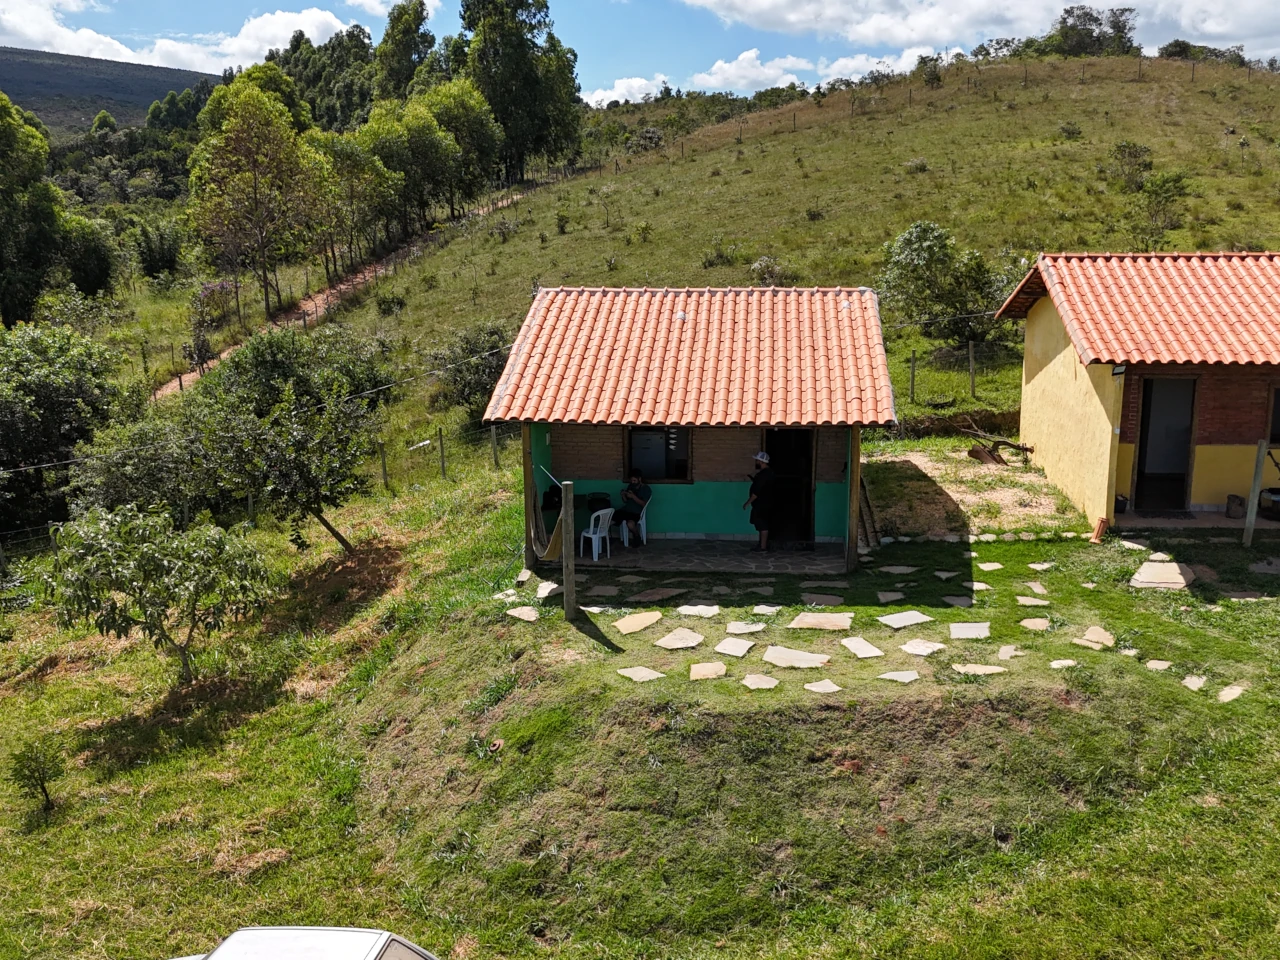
[2,433,1280,957]
[0,46,216,133]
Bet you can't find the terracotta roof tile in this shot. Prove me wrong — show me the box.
[484,287,896,426]
[997,252,1280,364]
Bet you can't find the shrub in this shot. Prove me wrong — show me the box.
[905,157,929,174]
[806,208,825,221]
[634,221,653,243]
[1109,140,1153,192]
[7,735,66,812]
[555,212,570,234]
[750,256,799,286]
[134,219,183,278]
[375,290,407,316]
[1060,121,1083,140]
[701,235,743,269]
[426,323,511,418]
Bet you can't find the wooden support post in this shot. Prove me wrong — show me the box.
[379,442,390,490]
[910,350,917,403]
[793,111,797,131]
[561,481,577,619]
[1243,439,1268,547]
[438,426,446,479]
[491,425,500,469]
[969,341,977,398]
[178,373,184,392]
[1192,61,1195,81]
[521,424,537,568]
[846,427,863,573]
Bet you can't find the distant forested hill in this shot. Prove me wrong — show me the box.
[0,46,217,134]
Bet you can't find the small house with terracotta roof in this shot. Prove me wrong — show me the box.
[484,287,897,571]
[999,252,1280,523]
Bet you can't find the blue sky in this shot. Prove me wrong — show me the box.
[3,0,1279,101]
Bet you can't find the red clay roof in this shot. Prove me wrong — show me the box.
[997,252,1280,365]
[484,287,896,426]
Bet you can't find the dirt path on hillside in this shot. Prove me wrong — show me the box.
[154,187,533,399]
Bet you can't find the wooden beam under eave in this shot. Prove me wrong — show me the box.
[846,426,863,574]
[521,423,537,568]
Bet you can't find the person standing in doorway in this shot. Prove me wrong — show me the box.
[743,451,775,552]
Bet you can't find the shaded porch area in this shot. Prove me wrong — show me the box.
[541,538,849,575]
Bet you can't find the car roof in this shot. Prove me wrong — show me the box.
[202,927,430,960]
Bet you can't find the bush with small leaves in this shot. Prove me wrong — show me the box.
[904,157,929,174]
[701,235,744,269]
[634,221,653,243]
[750,256,799,287]
[806,208,825,221]
[7,735,66,813]
[555,212,570,234]
[375,290,407,316]
[1060,121,1082,140]
[422,272,439,291]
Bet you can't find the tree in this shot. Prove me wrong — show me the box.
[6,736,65,813]
[91,110,117,134]
[427,322,510,416]
[878,221,1020,344]
[199,63,313,135]
[1129,171,1190,250]
[46,506,269,684]
[267,26,376,132]
[358,99,458,234]
[413,78,503,215]
[375,0,437,101]
[0,92,63,326]
[1109,140,1153,192]
[306,130,400,274]
[189,84,322,319]
[59,215,119,297]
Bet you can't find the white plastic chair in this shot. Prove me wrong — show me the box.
[621,500,649,547]
[580,508,615,561]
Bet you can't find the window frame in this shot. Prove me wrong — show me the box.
[625,426,693,484]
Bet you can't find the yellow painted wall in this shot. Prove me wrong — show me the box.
[1115,443,1135,500]
[1189,445,1280,509]
[1022,298,1124,522]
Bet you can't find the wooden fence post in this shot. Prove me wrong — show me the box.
[379,441,390,491]
[1243,439,1268,547]
[491,426,500,469]
[561,481,577,619]
[969,341,977,398]
[438,426,446,479]
[909,350,917,403]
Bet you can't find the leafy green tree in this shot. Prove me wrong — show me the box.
[199,63,313,135]
[59,215,119,297]
[190,83,323,318]
[1109,140,1153,192]
[90,110,117,134]
[0,324,116,525]
[268,27,376,132]
[878,221,1020,344]
[1130,171,1190,250]
[46,506,270,684]
[6,736,66,813]
[358,99,458,234]
[375,0,437,101]
[427,323,510,417]
[413,78,502,215]
[306,130,400,273]
[0,92,63,326]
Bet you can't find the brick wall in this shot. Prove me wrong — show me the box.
[1119,364,1280,445]
[816,427,851,483]
[549,424,625,480]
[691,427,761,481]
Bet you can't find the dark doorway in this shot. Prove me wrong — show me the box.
[764,428,814,544]
[1135,378,1196,511]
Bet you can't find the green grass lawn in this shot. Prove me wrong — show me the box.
[4,436,1280,958]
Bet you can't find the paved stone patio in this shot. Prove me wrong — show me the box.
[558,539,848,574]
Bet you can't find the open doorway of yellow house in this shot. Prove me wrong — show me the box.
[1132,377,1198,512]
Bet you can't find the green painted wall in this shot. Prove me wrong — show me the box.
[529,424,850,540]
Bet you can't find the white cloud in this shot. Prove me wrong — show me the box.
[690,48,814,91]
[583,74,671,106]
[0,2,352,73]
[817,46,961,81]
[343,0,440,16]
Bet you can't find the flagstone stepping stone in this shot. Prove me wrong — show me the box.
[1028,562,1055,572]
[713,586,733,596]
[754,604,783,615]
[841,637,885,658]
[749,586,775,597]
[537,582,563,600]
[1248,558,1280,575]
[943,596,975,608]
[587,585,620,597]
[716,636,757,658]
[1148,551,1172,562]
[1146,660,1173,672]
[801,580,848,588]
[1050,659,1076,669]
[878,591,906,604]
[877,610,934,630]
[998,645,1027,660]
[878,566,919,574]
[1081,626,1113,647]
[613,610,663,634]
[516,568,533,585]
[979,533,997,542]
[1082,582,1097,589]
[506,606,539,622]
[763,645,831,669]
[678,604,720,618]
[574,574,588,582]
[726,622,766,634]
[1024,581,1048,595]
[1218,684,1246,703]
[950,622,991,640]
[1119,648,1139,657]
[977,562,1004,572]
[788,612,853,630]
[900,638,946,657]
[1020,618,1051,631]
[1073,637,1106,651]
[805,679,842,693]
[492,588,518,601]
[690,661,727,680]
[952,663,1006,676]
[1225,591,1263,601]
[742,674,779,690]
[618,666,665,683]
[934,571,960,580]
[1017,596,1051,607]
[655,628,705,650]
[1121,539,1149,550]
[802,593,845,607]
[1182,675,1206,691]
[617,575,647,583]
[963,581,992,591]
[628,587,687,602]
[581,606,607,614]
[878,670,919,684]
[1130,562,1196,590]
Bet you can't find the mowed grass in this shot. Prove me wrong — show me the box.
[3,435,1280,958]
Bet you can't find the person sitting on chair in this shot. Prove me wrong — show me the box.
[617,469,652,545]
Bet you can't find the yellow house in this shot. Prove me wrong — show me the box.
[999,253,1280,523]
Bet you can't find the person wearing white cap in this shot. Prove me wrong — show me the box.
[743,451,776,552]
